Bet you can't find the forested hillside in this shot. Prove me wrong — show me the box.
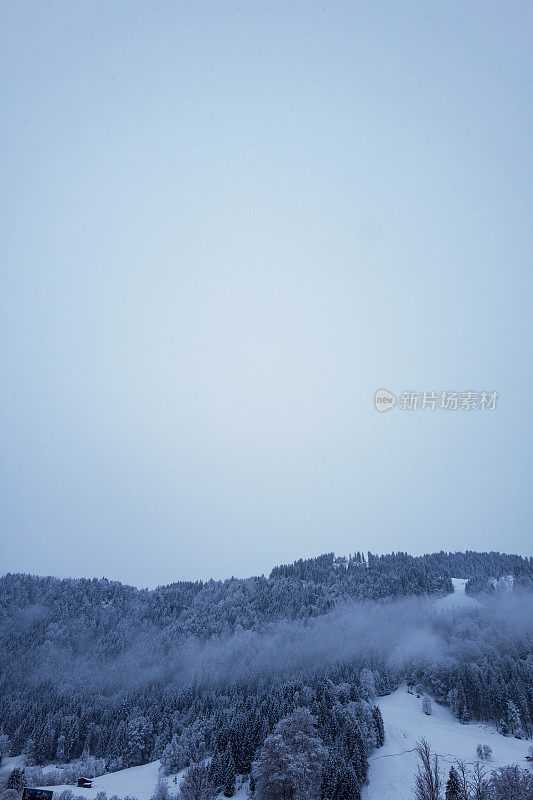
[0,550,532,800]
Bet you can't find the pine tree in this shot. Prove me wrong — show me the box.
[82,734,91,760]
[506,700,522,735]
[178,762,212,800]
[371,706,385,748]
[23,737,37,767]
[222,747,236,798]
[208,750,223,791]
[0,733,10,766]
[56,734,66,763]
[445,766,460,800]
[160,735,181,775]
[359,669,376,701]
[7,768,26,791]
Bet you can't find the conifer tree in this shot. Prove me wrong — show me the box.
[445,766,460,800]
[56,734,66,763]
[222,747,236,798]
[7,768,26,791]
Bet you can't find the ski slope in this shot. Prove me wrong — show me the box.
[362,687,531,800]
[433,577,480,612]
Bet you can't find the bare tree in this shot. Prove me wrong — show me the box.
[414,738,442,800]
[470,762,491,800]
[490,765,533,800]
[454,760,470,800]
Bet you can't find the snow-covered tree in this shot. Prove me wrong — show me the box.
[160,735,182,775]
[414,738,442,800]
[23,737,37,767]
[321,753,360,800]
[0,734,10,766]
[178,763,213,800]
[81,735,91,760]
[222,746,236,798]
[1,790,20,800]
[470,763,491,800]
[124,716,153,768]
[56,734,66,763]
[252,708,327,800]
[7,769,25,792]
[490,765,533,800]
[422,697,432,716]
[251,734,292,800]
[359,670,376,702]
[506,700,523,737]
[445,766,460,800]
[150,777,169,800]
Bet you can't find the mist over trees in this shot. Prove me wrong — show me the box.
[0,550,532,800]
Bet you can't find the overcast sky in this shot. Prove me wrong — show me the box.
[1,1,531,587]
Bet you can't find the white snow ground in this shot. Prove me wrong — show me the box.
[362,687,531,800]
[36,761,165,800]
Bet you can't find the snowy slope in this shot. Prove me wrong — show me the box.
[38,761,248,800]
[38,761,167,800]
[434,578,480,612]
[362,688,531,800]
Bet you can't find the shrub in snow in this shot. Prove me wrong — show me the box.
[77,756,106,779]
[476,744,492,760]
[422,697,432,715]
[56,791,75,800]
[23,767,44,786]
[95,792,107,800]
[490,765,533,800]
[68,766,83,785]
[42,768,65,786]
[150,777,169,800]
[0,790,20,800]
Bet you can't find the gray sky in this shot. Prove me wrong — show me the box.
[1,1,531,587]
